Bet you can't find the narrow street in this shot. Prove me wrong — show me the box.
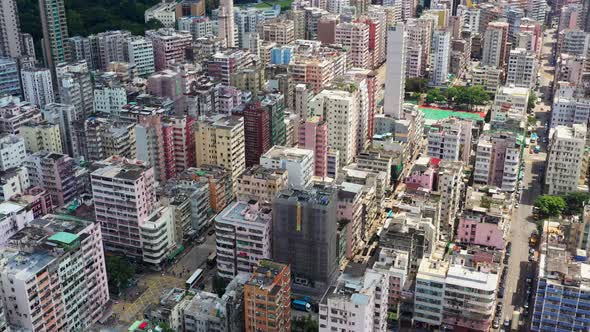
[499,28,555,330]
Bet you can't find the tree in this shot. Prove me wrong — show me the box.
[563,192,590,216]
[410,91,422,100]
[292,316,319,332]
[405,78,429,93]
[212,275,228,297]
[425,88,446,104]
[534,195,566,218]
[158,323,175,332]
[528,91,537,112]
[145,18,164,31]
[106,256,135,295]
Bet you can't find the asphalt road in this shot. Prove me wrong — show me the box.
[499,28,555,330]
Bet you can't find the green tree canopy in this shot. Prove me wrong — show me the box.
[405,78,429,93]
[292,316,319,332]
[106,256,135,295]
[563,192,590,216]
[528,91,537,112]
[425,88,446,104]
[534,195,566,218]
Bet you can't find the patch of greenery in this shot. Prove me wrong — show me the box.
[528,91,537,112]
[106,255,135,295]
[534,195,566,218]
[18,0,161,58]
[425,85,490,110]
[292,316,319,332]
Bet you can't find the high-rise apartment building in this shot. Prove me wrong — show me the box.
[0,57,21,97]
[427,117,473,163]
[481,21,509,69]
[135,115,168,183]
[67,36,95,68]
[506,48,538,88]
[128,36,155,76]
[243,102,271,167]
[405,17,433,78]
[298,115,328,177]
[0,134,25,171]
[0,0,22,58]
[165,115,196,174]
[215,200,272,279]
[146,29,192,71]
[41,103,79,157]
[335,22,371,69]
[39,0,71,71]
[272,186,338,290]
[550,84,590,128]
[384,24,405,119]
[490,85,530,125]
[56,61,94,118]
[25,151,76,207]
[261,19,295,45]
[309,89,358,166]
[545,124,587,195]
[260,145,314,188]
[0,214,109,331]
[474,132,521,192]
[218,0,236,47]
[91,156,157,259]
[21,122,63,154]
[244,260,291,332]
[194,114,246,188]
[90,30,131,70]
[430,29,451,86]
[21,68,55,107]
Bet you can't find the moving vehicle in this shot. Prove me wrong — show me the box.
[511,310,521,331]
[186,268,204,289]
[292,297,313,312]
[207,252,217,267]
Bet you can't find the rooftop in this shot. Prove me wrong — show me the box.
[261,145,313,161]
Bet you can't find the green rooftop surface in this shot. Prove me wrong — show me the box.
[48,232,79,245]
[419,106,485,121]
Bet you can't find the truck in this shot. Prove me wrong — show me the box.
[291,297,312,312]
[511,310,521,331]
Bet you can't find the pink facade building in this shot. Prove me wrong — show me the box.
[146,69,184,99]
[456,187,511,249]
[91,156,157,259]
[24,152,76,208]
[298,115,328,177]
[404,157,437,192]
[335,22,371,69]
[145,28,192,71]
[164,116,196,173]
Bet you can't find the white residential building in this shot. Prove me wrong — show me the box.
[21,68,54,107]
[427,118,473,163]
[471,66,503,93]
[94,85,127,115]
[309,89,359,165]
[128,36,155,76]
[481,21,509,69]
[414,254,499,331]
[214,200,272,279]
[144,1,177,28]
[0,166,30,201]
[550,84,590,128]
[490,85,530,126]
[430,29,451,87]
[436,161,464,232]
[384,24,405,119]
[260,146,314,188]
[506,48,538,88]
[0,134,26,171]
[319,266,389,332]
[0,201,34,246]
[545,124,587,195]
[140,206,177,266]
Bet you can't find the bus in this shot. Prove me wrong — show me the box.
[186,269,204,289]
[207,252,217,267]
